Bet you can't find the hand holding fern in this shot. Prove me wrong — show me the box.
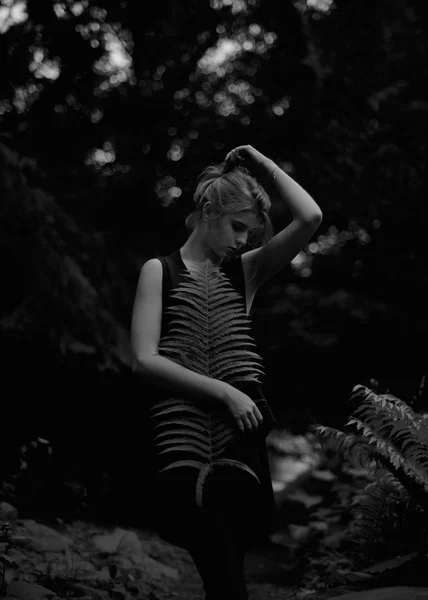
[221,385,264,433]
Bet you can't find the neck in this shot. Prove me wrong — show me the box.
[180,229,222,266]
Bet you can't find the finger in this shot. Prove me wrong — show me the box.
[253,406,264,424]
[236,419,245,434]
[242,415,253,432]
[247,412,259,429]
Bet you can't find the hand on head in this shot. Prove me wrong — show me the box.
[223,145,267,176]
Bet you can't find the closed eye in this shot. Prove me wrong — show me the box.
[233,221,259,234]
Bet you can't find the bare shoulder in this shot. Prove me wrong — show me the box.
[132,258,163,305]
[138,257,163,285]
[133,258,163,312]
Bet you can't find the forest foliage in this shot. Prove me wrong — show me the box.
[0,0,427,507]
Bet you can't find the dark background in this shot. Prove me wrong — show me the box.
[0,0,426,521]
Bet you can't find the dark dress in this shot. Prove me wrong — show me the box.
[148,248,277,551]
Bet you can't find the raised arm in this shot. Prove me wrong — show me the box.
[225,145,323,291]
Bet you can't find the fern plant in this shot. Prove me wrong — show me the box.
[314,381,428,566]
[149,260,266,508]
[349,470,410,554]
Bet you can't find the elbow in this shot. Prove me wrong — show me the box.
[296,212,322,232]
[132,351,159,374]
[132,354,152,374]
[306,210,323,230]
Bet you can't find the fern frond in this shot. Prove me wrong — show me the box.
[158,262,264,384]
[150,260,267,508]
[348,416,428,493]
[194,459,261,508]
[347,390,428,494]
[352,387,421,438]
[314,425,376,469]
[349,470,407,551]
[316,385,427,562]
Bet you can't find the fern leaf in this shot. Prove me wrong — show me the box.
[160,460,205,473]
[315,425,375,469]
[152,420,208,436]
[195,464,212,508]
[349,470,406,552]
[164,314,207,338]
[214,362,264,380]
[212,458,261,483]
[211,335,257,350]
[154,429,209,445]
[322,385,427,561]
[150,402,207,419]
[151,260,269,508]
[211,426,236,458]
[155,437,210,451]
[211,428,236,447]
[210,349,263,367]
[159,445,209,460]
[350,416,428,494]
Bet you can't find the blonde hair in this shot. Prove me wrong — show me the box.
[185,162,274,250]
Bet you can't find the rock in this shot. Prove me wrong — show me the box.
[6,581,58,599]
[91,527,179,580]
[67,582,109,599]
[20,519,73,552]
[81,564,111,583]
[92,527,141,554]
[0,501,18,521]
[4,568,18,586]
[130,552,179,579]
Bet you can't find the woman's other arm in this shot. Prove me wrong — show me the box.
[131,259,264,431]
[131,259,238,406]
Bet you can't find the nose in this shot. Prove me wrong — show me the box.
[236,233,248,249]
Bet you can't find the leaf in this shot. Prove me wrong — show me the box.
[364,553,418,574]
[150,403,207,419]
[160,460,205,473]
[151,262,271,507]
[212,458,261,484]
[154,428,209,444]
[159,444,209,459]
[196,464,212,508]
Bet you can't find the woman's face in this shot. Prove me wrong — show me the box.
[205,209,261,259]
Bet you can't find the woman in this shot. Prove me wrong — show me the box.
[131,145,322,599]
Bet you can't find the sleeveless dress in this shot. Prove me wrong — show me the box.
[148,248,277,550]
